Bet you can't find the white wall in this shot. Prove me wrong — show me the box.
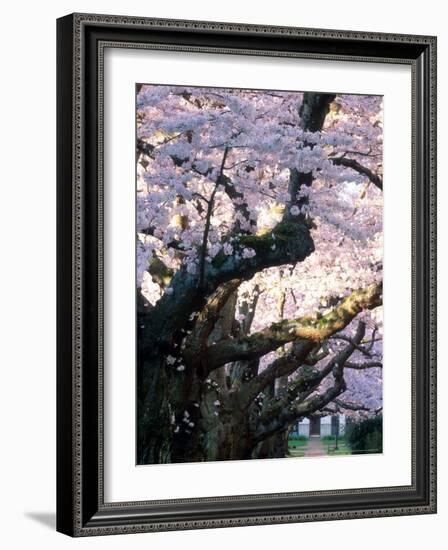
[321,416,332,437]
[298,420,310,438]
[0,1,445,549]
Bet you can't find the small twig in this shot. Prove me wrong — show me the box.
[192,192,210,204]
[333,399,370,412]
[329,335,372,357]
[198,147,230,290]
[344,361,383,370]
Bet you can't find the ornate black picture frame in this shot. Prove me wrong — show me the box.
[57,13,437,536]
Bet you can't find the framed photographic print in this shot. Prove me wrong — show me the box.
[56,13,437,536]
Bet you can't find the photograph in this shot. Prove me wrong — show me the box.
[136,85,384,465]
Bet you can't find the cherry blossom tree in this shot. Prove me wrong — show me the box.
[136,85,383,464]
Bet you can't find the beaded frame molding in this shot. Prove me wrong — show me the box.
[56,13,437,537]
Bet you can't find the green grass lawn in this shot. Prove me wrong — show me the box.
[286,436,362,458]
[326,442,352,456]
[322,437,350,455]
[320,436,353,456]
[287,437,308,457]
[288,447,306,457]
[287,438,308,449]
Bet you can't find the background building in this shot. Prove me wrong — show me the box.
[291,415,346,438]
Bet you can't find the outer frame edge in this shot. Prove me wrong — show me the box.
[59,12,437,536]
[56,13,76,538]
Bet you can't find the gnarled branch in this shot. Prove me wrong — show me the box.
[253,323,367,443]
[204,282,382,371]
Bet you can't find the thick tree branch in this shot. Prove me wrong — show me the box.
[255,322,366,423]
[139,216,314,355]
[253,369,347,444]
[285,93,336,217]
[147,256,174,288]
[227,287,262,391]
[299,93,337,132]
[253,323,366,443]
[239,340,315,406]
[183,279,242,359]
[204,282,382,371]
[257,362,335,422]
[237,285,261,336]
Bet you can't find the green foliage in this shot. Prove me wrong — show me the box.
[287,437,308,450]
[345,415,383,454]
[365,429,382,452]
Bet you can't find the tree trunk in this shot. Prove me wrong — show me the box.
[252,429,289,459]
[199,391,253,461]
[137,356,172,463]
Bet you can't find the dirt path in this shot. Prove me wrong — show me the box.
[303,436,327,457]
